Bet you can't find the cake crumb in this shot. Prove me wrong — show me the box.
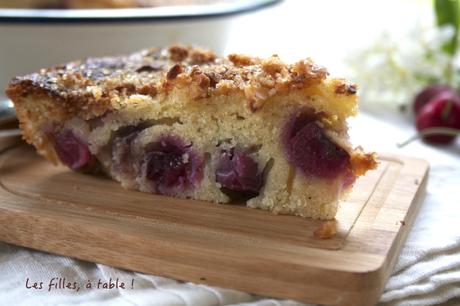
[313,220,337,239]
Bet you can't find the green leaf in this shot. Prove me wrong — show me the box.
[435,0,460,55]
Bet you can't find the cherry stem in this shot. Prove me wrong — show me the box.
[397,127,460,148]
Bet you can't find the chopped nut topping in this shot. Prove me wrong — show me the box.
[166,64,183,80]
[245,85,269,112]
[168,45,189,62]
[138,83,157,97]
[290,59,327,88]
[334,80,358,95]
[228,54,256,67]
[190,48,216,64]
[261,55,285,75]
[7,45,333,118]
[189,68,211,99]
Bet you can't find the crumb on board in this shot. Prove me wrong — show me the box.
[313,220,337,239]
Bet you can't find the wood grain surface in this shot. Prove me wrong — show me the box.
[0,144,429,306]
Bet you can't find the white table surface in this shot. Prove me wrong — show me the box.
[1,1,459,305]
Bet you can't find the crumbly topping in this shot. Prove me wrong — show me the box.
[168,45,191,62]
[227,53,256,67]
[350,146,378,176]
[7,45,351,118]
[166,63,184,80]
[332,78,358,95]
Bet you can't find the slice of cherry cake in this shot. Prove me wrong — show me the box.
[6,45,377,219]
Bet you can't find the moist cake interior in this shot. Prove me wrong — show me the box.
[6,45,377,219]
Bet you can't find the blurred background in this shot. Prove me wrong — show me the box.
[1,2,460,306]
[0,0,433,97]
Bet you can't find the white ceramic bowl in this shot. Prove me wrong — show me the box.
[0,0,279,103]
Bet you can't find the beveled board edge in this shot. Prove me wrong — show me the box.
[337,154,429,306]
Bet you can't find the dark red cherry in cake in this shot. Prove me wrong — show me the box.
[144,135,202,194]
[416,91,460,144]
[413,84,455,114]
[53,129,93,171]
[215,149,263,196]
[283,112,350,178]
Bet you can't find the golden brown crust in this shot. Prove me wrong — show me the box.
[6,45,356,123]
[350,147,378,176]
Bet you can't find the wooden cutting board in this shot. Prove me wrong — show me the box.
[0,143,428,306]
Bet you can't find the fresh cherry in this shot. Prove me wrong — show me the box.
[52,129,93,171]
[416,92,460,144]
[215,149,263,198]
[413,84,455,114]
[282,112,350,178]
[144,135,203,194]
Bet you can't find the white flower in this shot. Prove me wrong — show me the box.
[346,22,455,110]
